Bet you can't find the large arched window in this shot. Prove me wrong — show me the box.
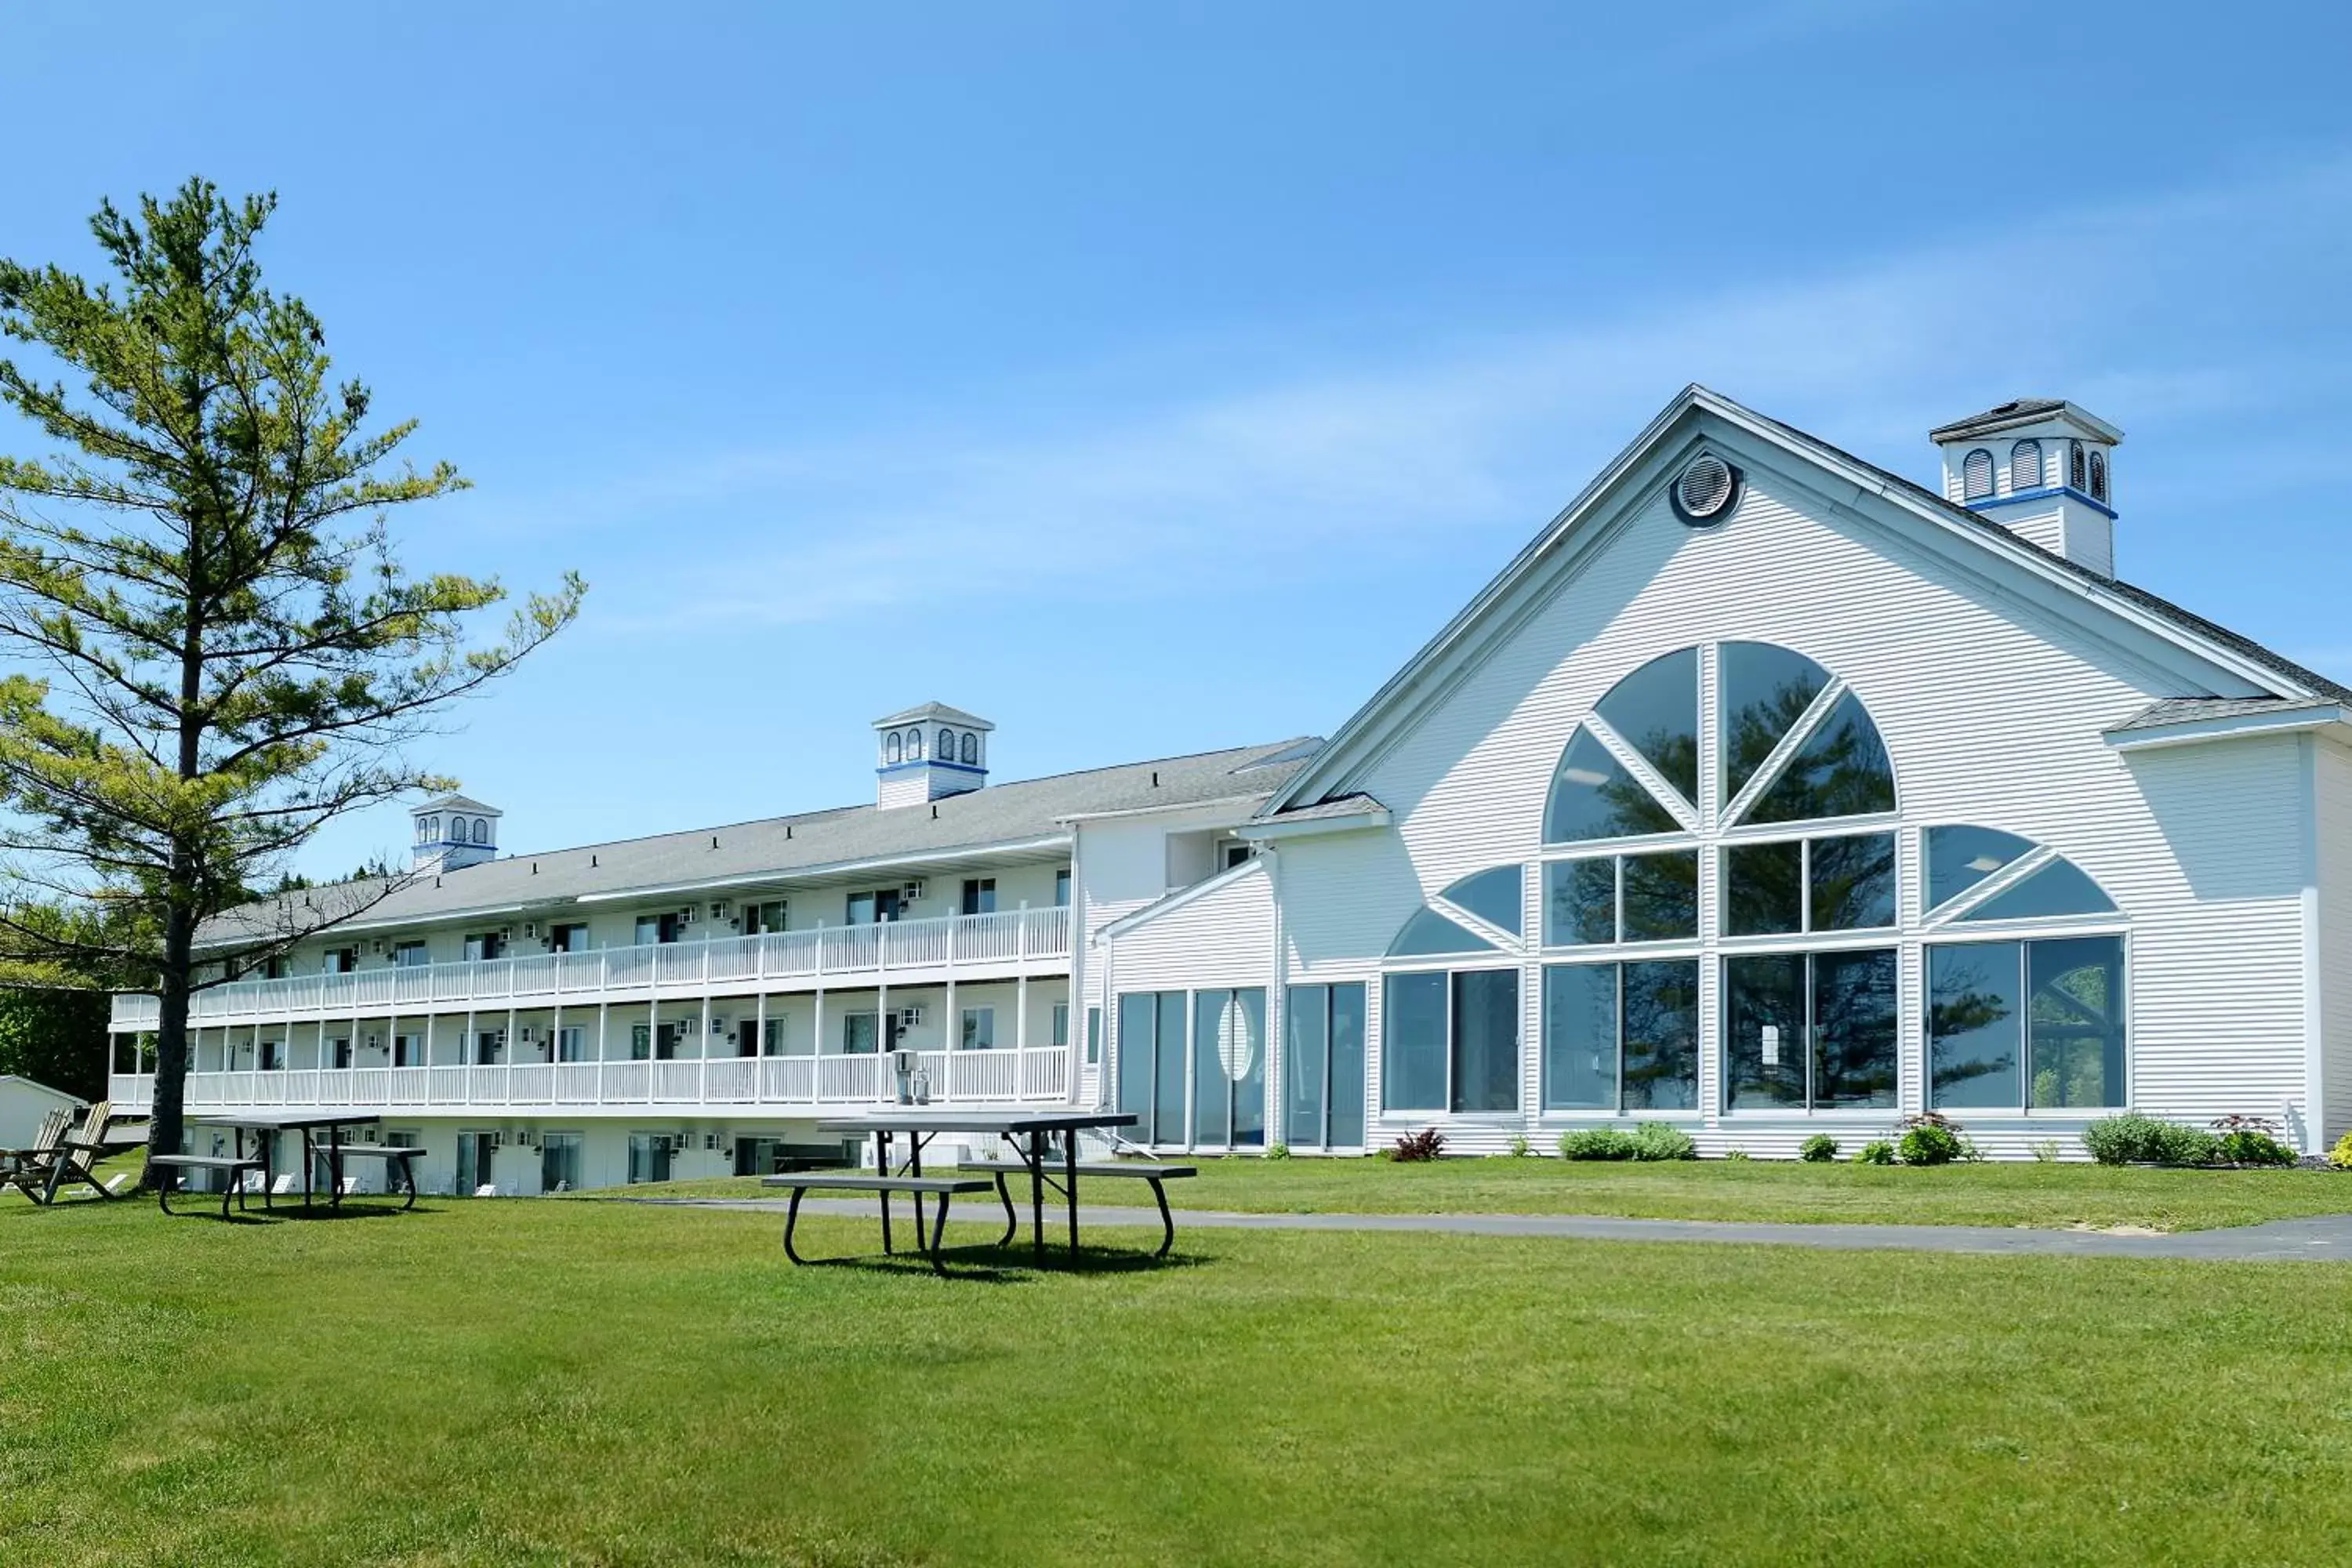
[2069,440,2087,491]
[2009,439,2042,493]
[907,728,924,760]
[885,731,903,764]
[1962,448,1994,500]
[2088,449,2108,503]
[960,731,979,765]
[938,728,956,759]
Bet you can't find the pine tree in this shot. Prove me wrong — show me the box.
[0,180,583,1173]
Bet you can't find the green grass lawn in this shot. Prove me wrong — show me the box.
[627,1156,2352,1232]
[6,1192,2352,1565]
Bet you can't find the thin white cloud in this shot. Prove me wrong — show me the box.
[526,154,2352,633]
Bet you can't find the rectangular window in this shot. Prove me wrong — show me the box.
[1723,834,1896,936]
[463,931,507,962]
[960,878,996,916]
[1543,960,1701,1112]
[841,1011,879,1054]
[1929,935,2124,1111]
[1055,869,1072,908]
[626,1132,672,1185]
[630,1023,652,1061]
[329,1036,353,1069]
[1051,1002,1069,1050]
[550,923,590,953]
[1381,970,1519,1114]
[845,889,902,926]
[555,1026,586,1063]
[393,941,429,968]
[1286,983,1367,1149]
[392,1033,421,1068]
[960,1006,996,1050]
[539,1132,583,1192]
[1085,1006,1101,1065]
[1722,949,1898,1111]
[322,946,358,974]
[457,1131,497,1194]
[260,1038,285,1071]
[474,1030,503,1066]
[742,901,788,936]
[1545,853,1698,946]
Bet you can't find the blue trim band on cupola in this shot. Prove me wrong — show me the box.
[875,759,987,778]
[1966,485,2118,521]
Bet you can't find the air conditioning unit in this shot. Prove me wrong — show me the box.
[370,938,385,954]
[491,1131,508,1148]
[710,1016,729,1034]
[365,1033,382,1050]
[679,906,699,924]
[499,926,514,942]
[517,1025,538,1045]
[902,879,927,901]
[710,900,732,920]
[703,1132,722,1151]
[523,922,538,939]
[897,1006,924,1029]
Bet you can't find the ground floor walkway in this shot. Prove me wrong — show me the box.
[630,1196,2352,1262]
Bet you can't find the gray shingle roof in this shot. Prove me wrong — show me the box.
[416,793,500,815]
[872,702,994,730]
[1927,399,2071,440]
[2107,695,2344,734]
[207,737,1319,943]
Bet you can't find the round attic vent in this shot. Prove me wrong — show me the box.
[1671,453,1740,525]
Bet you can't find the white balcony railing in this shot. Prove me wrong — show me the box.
[106,1045,1070,1116]
[108,906,1071,1032]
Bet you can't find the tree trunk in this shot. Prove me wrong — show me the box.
[147,902,194,1190]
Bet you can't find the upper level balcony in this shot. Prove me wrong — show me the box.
[109,905,1071,1033]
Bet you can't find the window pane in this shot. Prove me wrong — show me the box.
[1545,859,1617,946]
[1116,993,1155,1128]
[1723,953,1806,1109]
[2028,936,2125,1109]
[1232,989,1267,1146]
[1544,728,1680,843]
[1745,691,1895,824]
[1621,960,1700,1111]
[1595,648,1699,806]
[1929,942,2023,1108]
[1542,964,1617,1110]
[1812,948,1897,1109]
[1926,824,2035,913]
[1155,992,1188,1143]
[1720,642,1829,801]
[1810,833,1896,931]
[1387,906,1501,957]
[1621,851,1698,941]
[1192,990,1233,1145]
[1382,972,1448,1112]
[1328,983,1367,1148]
[1450,970,1519,1113]
[1960,857,2117,922]
[1440,865,1523,936]
[1723,840,1802,935]
[1285,985,1329,1146]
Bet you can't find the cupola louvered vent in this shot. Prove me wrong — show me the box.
[1671,453,1740,524]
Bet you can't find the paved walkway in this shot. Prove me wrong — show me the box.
[630,1196,2352,1262]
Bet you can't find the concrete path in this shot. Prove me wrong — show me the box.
[628,1196,2352,1262]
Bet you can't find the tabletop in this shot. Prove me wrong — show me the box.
[816,1109,1138,1138]
[190,1112,383,1134]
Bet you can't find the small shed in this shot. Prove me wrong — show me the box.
[0,1075,88,1146]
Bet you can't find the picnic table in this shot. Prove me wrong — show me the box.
[177,1112,419,1214]
[789,1110,1167,1268]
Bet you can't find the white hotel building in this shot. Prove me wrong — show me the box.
[110,388,2352,1188]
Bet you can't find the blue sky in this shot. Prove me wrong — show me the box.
[5,2,2350,876]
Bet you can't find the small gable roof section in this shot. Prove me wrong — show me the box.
[1265,384,2342,816]
[873,702,994,731]
[1929,398,2122,444]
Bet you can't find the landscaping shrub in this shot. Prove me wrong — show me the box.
[1722,1148,1751,1161]
[1855,1140,1896,1167]
[2031,1140,2061,1163]
[1508,1135,1532,1158]
[2081,1113,2227,1167]
[1892,1112,1966,1167]
[2332,1131,2352,1171]
[1559,1128,1640,1161]
[1265,1143,1290,1160]
[1632,1122,1697,1162]
[2216,1130,2297,1167]
[1798,1134,1839,1163]
[1389,1127,1446,1163]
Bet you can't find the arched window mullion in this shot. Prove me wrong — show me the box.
[1582,712,1700,834]
[1719,675,1848,827]
[1427,895,1524,955]
[1919,844,2057,927]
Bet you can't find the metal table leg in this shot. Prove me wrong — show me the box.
[1064,1132,1080,1254]
[874,1132,893,1254]
[1027,1132,1045,1260]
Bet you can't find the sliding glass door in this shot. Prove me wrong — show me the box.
[1285,983,1366,1149]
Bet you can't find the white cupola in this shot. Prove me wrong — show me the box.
[1929,399,2123,578]
[872,703,993,810]
[411,794,502,873]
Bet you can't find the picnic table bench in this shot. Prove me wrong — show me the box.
[763,1172,996,1275]
[321,1145,425,1210]
[149,1152,268,1219]
[959,1160,1196,1258]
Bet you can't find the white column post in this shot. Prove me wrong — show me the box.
[597,999,609,1104]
